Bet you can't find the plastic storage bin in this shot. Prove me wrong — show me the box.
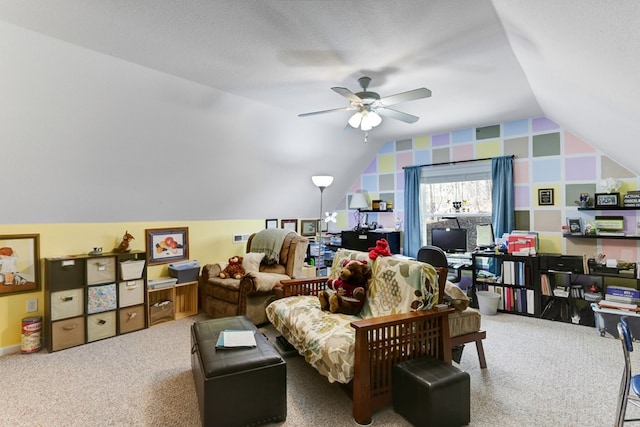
[168,260,200,283]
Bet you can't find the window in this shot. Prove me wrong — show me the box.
[420,161,493,249]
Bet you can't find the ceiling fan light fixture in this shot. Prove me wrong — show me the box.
[348,111,363,128]
[360,111,382,131]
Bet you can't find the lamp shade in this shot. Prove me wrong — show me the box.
[349,110,382,131]
[312,175,334,188]
[349,192,369,209]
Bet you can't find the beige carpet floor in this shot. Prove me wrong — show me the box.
[1,311,638,426]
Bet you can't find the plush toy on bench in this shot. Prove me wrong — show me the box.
[319,260,372,315]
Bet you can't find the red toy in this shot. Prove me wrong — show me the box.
[368,238,392,260]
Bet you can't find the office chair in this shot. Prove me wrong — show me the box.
[616,316,640,426]
[416,245,448,268]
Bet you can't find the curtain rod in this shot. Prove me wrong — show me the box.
[403,155,514,169]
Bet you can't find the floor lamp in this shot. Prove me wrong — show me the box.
[312,175,334,275]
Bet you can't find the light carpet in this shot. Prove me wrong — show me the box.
[1,312,638,426]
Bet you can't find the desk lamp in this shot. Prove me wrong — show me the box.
[349,192,369,230]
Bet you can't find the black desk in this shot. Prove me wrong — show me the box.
[341,230,401,254]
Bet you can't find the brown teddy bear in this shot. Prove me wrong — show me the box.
[219,256,246,279]
[318,260,372,315]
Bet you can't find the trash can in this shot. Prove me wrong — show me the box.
[21,316,42,354]
[476,291,501,316]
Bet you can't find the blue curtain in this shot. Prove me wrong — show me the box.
[404,166,422,258]
[491,156,515,240]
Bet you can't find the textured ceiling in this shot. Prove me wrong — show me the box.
[1,0,639,216]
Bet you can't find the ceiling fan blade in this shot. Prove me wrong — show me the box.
[377,107,420,124]
[331,87,363,103]
[298,106,355,117]
[379,87,432,107]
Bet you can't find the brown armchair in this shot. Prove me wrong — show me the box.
[199,230,309,325]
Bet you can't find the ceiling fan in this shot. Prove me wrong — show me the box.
[299,76,432,131]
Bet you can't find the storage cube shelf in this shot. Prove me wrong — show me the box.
[44,250,148,352]
[147,280,198,326]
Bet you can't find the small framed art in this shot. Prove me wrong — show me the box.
[595,192,620,208]
[300,219,317,237]
[538,188,554,206]
[265,219,278,229]
[280,219,298,232]
[146,227,189,265]
[566,218,584,235]
[0,234,40,296]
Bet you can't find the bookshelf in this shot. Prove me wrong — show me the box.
[471,252,540,317]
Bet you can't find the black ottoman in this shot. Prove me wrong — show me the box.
[393,356,470,427]
[191,316,286,427]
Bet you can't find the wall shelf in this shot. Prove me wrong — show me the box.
[578,206,640,211]
[563,234,640,240]
[358,209,393,213]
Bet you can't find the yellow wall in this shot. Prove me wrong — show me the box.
[0,219,273,349]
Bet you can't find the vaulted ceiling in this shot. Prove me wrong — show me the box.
[1,0,638,222]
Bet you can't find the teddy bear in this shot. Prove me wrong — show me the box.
[368,238,392,260]
[219,256,246,279]
[318,259,372,315]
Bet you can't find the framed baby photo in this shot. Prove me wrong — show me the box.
[0,234,40,296]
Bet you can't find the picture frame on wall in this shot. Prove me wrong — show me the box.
[280,219,298,232]
[265,219,278,229]
[300,219,317,237]
[566,218,584,235]
[538,188,554,206]
[145,227,189,265]
[0,234,40,296]
[595,192,620,208]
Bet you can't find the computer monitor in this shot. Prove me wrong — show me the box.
[431,228,468,253]
[476,223,495,249]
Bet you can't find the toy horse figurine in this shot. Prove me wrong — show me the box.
[113,231,134,253]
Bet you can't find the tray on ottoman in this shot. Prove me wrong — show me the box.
[190,316,286,427]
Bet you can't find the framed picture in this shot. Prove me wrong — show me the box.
[145,227,189,265]
[595,192,620,208]
[280,219,297,232]
[0,234,40,296]
[265,219,278,229]
[300,219,317,237]
[566,218,584,235]
[538,188,554,206]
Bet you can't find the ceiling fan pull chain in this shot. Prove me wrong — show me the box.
[364,131,368,143]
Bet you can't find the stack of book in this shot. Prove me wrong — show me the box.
[597,286,640,312]
[624,191,640,207]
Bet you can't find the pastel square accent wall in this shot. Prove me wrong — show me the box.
[342,117,640,257]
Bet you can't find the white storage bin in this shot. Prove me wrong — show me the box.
[118,279,145,307]
[87,311,116,342]
[51,288,84,321]
[86,256,116,285]
[119,260,145,280]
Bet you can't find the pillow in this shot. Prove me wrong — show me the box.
[243,252,265,273]
[445,282,470,311]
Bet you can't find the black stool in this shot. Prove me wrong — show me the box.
[393,356,470,427]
